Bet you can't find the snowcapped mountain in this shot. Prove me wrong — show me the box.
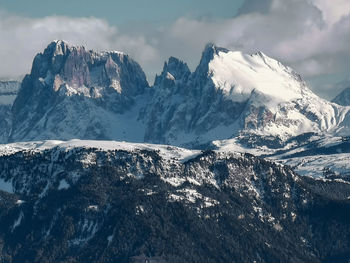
[333,87,350,106]
[144,44,350,146]
[2,40,350,149]
[1,41,350,262]
[10,40,149,142]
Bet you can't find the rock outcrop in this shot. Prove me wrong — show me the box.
[10,40,149,142]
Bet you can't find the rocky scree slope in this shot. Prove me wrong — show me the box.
[0,143,349,262]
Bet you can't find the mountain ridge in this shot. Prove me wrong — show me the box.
[2,40,350,149]
[0,140,349,262]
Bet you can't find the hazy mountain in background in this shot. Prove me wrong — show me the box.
[333,87,350,106]
[0,80,20,143]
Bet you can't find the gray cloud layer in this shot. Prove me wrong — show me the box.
[0,0,350,99]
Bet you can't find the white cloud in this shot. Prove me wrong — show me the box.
[0,10,158,79]
[166,0,350,98]
[1,0,350,99]
[311,0,350,24]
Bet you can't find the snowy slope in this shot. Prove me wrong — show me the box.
[0,139,201,163]
[209,51,305,105]
[213,133,350,181]
[272,136,350,181]
[207,46,350,138]
[279,153,350,179]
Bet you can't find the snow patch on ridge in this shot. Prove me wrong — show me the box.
[0,139,201,163]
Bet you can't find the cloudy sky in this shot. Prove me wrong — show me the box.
[0,0,349,99]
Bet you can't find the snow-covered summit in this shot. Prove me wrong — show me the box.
[208,47,307,106]
[143,44,350,145]
[198,43,229,66]
[2,41,350,147]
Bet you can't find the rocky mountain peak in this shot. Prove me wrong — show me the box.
[164,57,190,80]
[9,41,149,142]
[194,43,229,77]
[203,43,229,58]
[31,40,71,77]
[49,40,70,56]
[154,56,190,87]
[28,40,148,97]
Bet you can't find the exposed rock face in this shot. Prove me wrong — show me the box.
[143,44,350,147]
[0,143,349,262]
[10,40,149,142]
[333,87,350,106]
[143,45,249,147]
